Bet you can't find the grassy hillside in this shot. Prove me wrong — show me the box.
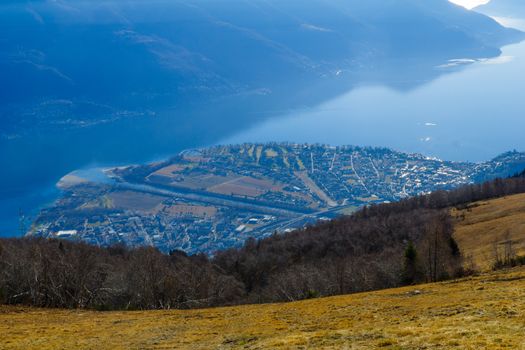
[3,182,525,349]
[2,266,525,350]
[453,193,525,271]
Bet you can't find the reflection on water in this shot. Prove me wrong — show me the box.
[2,52,509,236]
[223,39,525,163]
[1,5,524,235]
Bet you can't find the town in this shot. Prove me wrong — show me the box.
[30,143,525,254]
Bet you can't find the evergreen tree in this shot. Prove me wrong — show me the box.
[402,242,418,285]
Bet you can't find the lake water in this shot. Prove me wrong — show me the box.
[225,28,525,162]
[1,16,525,237]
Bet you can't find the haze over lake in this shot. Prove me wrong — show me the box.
[225,35,525,163]
[1,1,524,236]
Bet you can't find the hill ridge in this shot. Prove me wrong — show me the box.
[2,169,524,310]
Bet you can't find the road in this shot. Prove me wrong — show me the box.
[113,180,309,218]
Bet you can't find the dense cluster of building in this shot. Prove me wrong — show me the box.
[30,144,525,254]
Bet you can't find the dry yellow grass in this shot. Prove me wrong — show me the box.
[453,193,525,271]
[4,193,525,349]
[2,267,525,350]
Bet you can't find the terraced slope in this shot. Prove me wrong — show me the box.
[2,267,525,350]
[453,193,525,271]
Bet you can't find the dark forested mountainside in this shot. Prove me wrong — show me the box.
[3,0,523,139]
[1,173,525,310]
[2,0,524,236]
[3,0,521,112]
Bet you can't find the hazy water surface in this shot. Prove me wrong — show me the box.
[1,14,524,237]
[225,38,525,162]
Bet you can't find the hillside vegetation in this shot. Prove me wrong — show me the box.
[2,266,525,350]
[453,192,525,271]
[2,173,525,310]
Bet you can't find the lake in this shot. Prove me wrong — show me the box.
[225,26,525,163]
[1,16,524,237]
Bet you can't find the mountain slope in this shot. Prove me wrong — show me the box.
[3,168,523,311]
[2,0,524,220]
[1,0,523,127]
[453,192,525,271]
[2,266,525,349]
[475,0,525,17]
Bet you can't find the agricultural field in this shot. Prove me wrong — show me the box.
[2,267,525,349]
[163,204,217,218]
[146,156,315,207]
[31,144,525,254]
[207,176,281,198]
[108,191,166,214]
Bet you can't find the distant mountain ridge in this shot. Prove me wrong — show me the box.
[2,0,525,237]
[2,0,524,220]
[2,0,523,129]
[475,0,525,16]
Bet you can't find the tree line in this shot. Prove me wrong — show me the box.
[1,172,525,310]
